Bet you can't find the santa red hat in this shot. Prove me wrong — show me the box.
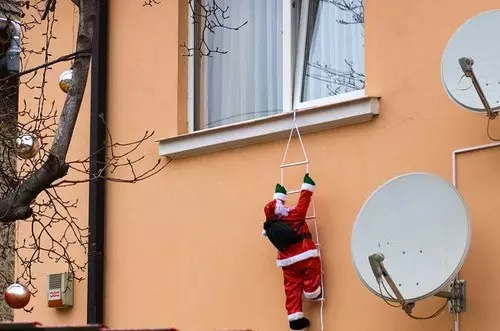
[263,184,289,236]
[264,184,288,220]
[273,183,287,201]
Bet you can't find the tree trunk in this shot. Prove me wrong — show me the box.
[0,0,96,223]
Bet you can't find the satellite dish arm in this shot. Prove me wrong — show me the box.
[369,254,407,304]
[458,57,496,119]
[369,253,465,315]
[435,291,453,299]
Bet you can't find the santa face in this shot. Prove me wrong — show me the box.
[275,199,291,218]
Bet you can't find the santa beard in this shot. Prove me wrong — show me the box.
[275,200,291,218]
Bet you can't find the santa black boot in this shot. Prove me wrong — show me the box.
[289,317,310,330]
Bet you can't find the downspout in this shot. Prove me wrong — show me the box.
[87,0,108,325]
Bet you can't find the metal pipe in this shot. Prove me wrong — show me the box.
[450,140,500,331]
[87,0,108,324]
[435,291,453,299]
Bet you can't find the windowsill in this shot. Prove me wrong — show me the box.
[157,92,380,159]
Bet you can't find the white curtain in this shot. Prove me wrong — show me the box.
[199,0,283,129]
[302,0,365,101]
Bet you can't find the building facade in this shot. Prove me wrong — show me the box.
[12,0,500,330]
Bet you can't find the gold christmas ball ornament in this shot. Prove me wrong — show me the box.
[15,133,41,159]
[5,283,31,309]
[58,69,73,93]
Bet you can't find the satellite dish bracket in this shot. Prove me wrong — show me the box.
[458,56,497,120]
[369,253,467,314]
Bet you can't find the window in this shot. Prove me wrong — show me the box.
[188,0,365,132]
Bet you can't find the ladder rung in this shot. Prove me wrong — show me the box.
[303,296,325,302]
[305,215,316,220]
[287,189,317,198]
[280,160,309,168]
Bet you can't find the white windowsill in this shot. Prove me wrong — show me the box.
[157,93,380,159]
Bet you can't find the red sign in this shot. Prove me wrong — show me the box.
[48,289,61,300]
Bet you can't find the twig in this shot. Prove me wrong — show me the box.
[0,49,91,83]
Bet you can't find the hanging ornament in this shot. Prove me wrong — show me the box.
[58,69,73,93]
[15,132,40,159]
[5,283,31,309]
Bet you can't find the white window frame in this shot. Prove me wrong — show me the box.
[292,0,368,111]
[187,0,366,133]
[187,9,196,133]
[157,0,377,158]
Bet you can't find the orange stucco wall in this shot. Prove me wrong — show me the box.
[14,0,500,330]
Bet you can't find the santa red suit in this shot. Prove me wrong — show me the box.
[262,174,322,331]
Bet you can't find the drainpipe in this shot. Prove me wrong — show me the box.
[87,0,108,325]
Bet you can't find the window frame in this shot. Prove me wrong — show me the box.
[187,5,195,133]
[159,0,376,159]
[186,0,367,133]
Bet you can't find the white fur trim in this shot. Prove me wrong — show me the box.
[273,192,287,201]
[276,249,319,267]
[288,312,304,321]
[261,229,267,236]
[301,183,315,192]
[303,286,321,299]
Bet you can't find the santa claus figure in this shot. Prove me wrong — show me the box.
[262,173,322,331]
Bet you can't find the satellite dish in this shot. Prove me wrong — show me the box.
[351,173,469,314]
[441,9,500,118]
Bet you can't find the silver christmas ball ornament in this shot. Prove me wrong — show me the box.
[59,69,73,93]
[5,283,31,309]
[15,133,40,159]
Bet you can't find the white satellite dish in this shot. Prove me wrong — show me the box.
[351,173,469,315]
[441,9,500,119]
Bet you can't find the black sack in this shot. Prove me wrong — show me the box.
[263,219,302,252]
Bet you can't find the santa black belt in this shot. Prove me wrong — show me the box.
[289,232,312,245]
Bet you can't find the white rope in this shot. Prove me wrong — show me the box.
[280,109,325,331]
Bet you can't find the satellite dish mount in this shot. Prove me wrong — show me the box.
[368,253,466,314]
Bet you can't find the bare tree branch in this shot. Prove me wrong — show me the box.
[180,0,248,57]
[322,0,364,25]
[142,0,160,6]
[306,0,365,96]
[0,49,91,83]
[306,60,365,95]
[41,0,56,20]
[0,0,96,223]
[0,0,171,304]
